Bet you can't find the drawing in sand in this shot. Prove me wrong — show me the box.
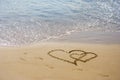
[48,49,98,65]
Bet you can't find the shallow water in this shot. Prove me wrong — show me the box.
[0,0,120,46]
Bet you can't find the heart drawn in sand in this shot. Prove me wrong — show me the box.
[48,49,98,66]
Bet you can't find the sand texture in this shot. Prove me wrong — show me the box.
[0,42,120,80]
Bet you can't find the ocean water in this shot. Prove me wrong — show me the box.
[0,0,120,46]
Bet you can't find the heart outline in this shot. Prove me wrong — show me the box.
[48,49,98,66]
[69,50,98,64]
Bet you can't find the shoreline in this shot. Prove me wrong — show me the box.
[48,31,120,44]
[0,31,120,47]
[0,41,120,49]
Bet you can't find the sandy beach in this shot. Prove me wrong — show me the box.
[0,0,120,80]
[0,42,120,80]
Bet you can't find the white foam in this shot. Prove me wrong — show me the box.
[0,0,120,46]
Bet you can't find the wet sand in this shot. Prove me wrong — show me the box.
[0,42,120,80]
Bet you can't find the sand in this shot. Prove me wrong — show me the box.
[0,42,120,80]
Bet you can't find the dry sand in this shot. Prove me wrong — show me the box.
[0,42,120,80]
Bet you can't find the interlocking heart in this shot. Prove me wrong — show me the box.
[48,49,98,66]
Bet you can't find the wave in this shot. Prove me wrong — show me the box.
[0,0,120,46]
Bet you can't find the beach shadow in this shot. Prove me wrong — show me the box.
[98,73,109,78]
[19,52,44,62]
